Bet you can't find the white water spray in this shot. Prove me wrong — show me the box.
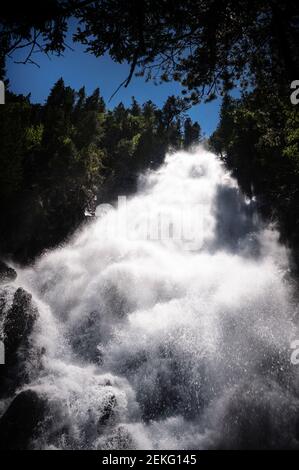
[4,148,299,449]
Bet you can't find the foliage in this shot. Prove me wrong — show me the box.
[1,0,299,268]
[209,89,299,271]
[0,79,201,262]
[1,1,298,104]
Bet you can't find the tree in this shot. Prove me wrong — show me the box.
[0,81,199,262]
[130,97,142,117]
[74,0,299,102]
[209,88,299,272]
[184,118,201,148]
[2,2,298,102]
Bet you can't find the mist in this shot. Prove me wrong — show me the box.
[1,147,299,450]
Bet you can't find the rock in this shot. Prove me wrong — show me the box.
[98,394,117,428]
[0,389,75,450]
[0,389,47,450]
[3,287,39,359]
[0,287,39,396]
[98,425,135,450]
[0,261,17,283]
[214,379,299,450]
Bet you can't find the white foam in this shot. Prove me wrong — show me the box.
[7,147,299,449]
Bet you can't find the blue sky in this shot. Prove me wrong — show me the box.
[6,24,222,136]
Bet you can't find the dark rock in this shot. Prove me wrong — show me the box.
[0,388,75,450]
[0,389,47,450]
[3,287,38,359]
[215,379,299,450]
[0,287,39,396]
[98,394,117,428]
[98,425,135,450]
[0,261,17,283]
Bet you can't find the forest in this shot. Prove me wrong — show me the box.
[0,0,298,270]
[209,86,299,273]
[0,84,200,263]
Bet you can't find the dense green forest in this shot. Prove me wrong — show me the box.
[0,80,201,263]
[209,88,299,272]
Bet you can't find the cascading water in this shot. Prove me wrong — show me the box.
[1,147,299,449]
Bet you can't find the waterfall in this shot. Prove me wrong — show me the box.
[1,147,299,449]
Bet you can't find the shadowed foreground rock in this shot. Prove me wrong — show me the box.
[0,287,39,396]
[0,389,47,450]
[4,288,38,358]
[0,261,17,283]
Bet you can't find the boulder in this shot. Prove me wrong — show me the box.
[0,389,47,450]
[0,287,39,396]
[98,394,117,428]
[3,287,38,359]
[0,261,17,283]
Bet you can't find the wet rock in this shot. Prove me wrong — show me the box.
[4,288,38,359]
[0,261,17,283]
[98,394,117,428]
[0,389,47,450]
[0,287,39,396]
[97,425,135,450]
[215,379,299,450]
[70,310,103,363]
[0,389,72,450]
